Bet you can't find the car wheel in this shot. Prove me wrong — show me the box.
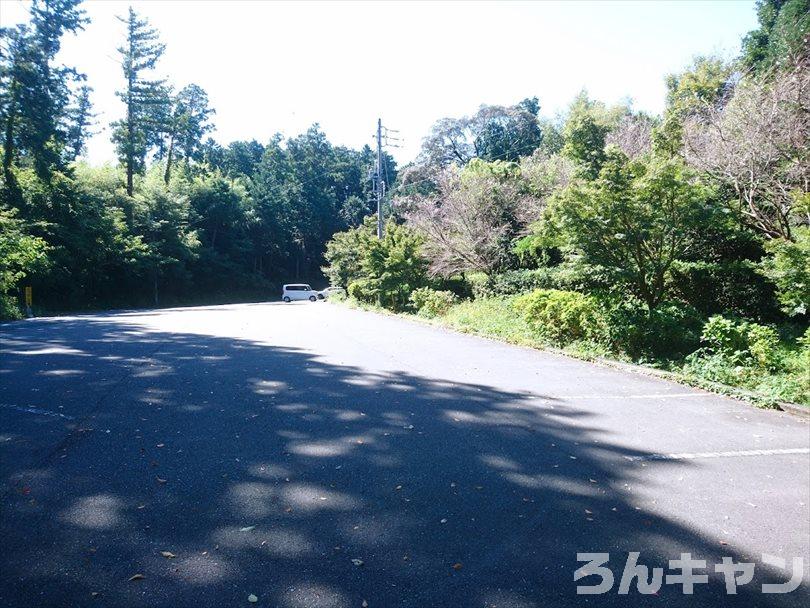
[317,294,324,300]
[283,296,291,303]
[309,296,317,302]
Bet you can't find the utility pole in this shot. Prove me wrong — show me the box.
[372,118,400,239]
[376,118,383,239]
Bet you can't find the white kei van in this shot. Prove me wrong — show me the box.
[282,284,318,302]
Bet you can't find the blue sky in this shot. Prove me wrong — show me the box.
[0,0,759,165]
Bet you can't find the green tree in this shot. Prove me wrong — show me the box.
[474,97,543,162]
[741,0,810,72]
[0,205,48,318]
[542,149,709,310]
[359,221,428,311]
[653,56,733,157]
[64,83,94,160]
[111,7,168,196]
[134,172,199,305]
[760,227,810,316]
[561,92,617,179]
[322,215,376,288]
[419,98,545,168]
[162,84,214,183]
[0,0,88,181]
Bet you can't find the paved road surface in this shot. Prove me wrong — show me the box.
[1,302,808,607]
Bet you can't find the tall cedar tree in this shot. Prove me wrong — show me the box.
[1,0,88,181]
[162,84,214,183]
[111,7,168,196]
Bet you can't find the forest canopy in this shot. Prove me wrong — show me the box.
[0,0,394,313]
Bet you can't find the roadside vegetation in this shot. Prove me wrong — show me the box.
[325,0,810,407]
[1,1,394,315]
[2,1,808,407]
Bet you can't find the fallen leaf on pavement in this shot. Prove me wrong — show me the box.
[248,594,258,603]
[128,574,145,581]
[351,558,364,566]
[452,563,463,570]
[240,526,256,532]
[156,477,167,484]
[160,551,176,559]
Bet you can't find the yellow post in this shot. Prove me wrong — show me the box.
[24,286,32,317]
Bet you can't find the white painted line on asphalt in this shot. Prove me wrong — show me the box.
[566,393,714,399]
[0,403,74,420]
[625,448,810,462]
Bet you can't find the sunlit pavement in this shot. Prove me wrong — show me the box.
[1,302,808,607]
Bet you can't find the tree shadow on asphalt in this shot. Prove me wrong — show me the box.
[0,316,807,608]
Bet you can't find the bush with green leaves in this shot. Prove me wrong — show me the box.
[472,269,555,298]
[513,289,603,345]
[0,206,49,319]
[322,216,376,288]
[347,279,377,304]
[330,221,428,312]
[670,259,779,321]
[760,227,809,317]
[409,287,457,318]
[599,298,704,360]
[699,315,781,370]
[535,151,711,311]
[471,263,617,300]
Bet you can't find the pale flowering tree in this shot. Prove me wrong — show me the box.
[519,150,576,200]
[403,160,539,276]
[683,65,809,240]
[606,114,654,159]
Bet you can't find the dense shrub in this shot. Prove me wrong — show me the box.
[513,289,603,345]
[433,275,473,299]
[472,263,616,299]
[409,287,457,317]
[347,279,377,304]
[0,206,49,319]
[330,221,428,311]
[760,228,810,317]
[472,269,554,298]
[599,298,704,360]
[699,315,781,370]
[682,324,809,405]
[362,222,428,311]
[322,216,375,288]
[670,260,779,321]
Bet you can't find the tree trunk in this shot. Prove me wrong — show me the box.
[3,88,18,178]
[126,70,135,196]
[163,135,175,184]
